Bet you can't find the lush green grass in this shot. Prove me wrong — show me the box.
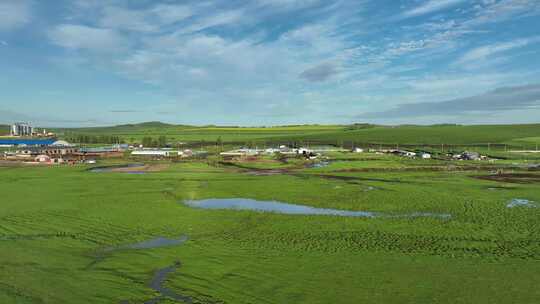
[1,156,539,303]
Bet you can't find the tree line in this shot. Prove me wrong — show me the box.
[141,136,168,148]
[64,134,124,144]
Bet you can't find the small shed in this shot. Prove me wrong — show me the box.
[35,155,51,163]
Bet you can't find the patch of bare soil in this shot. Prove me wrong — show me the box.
[111,163,170,173]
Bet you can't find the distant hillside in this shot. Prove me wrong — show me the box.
[54,121,184,134]
[269,124,540,146]
[51,121,540,147]
[53,122,344,142]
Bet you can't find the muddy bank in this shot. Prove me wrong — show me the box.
[89,163,169,174]
[475,173,540,184]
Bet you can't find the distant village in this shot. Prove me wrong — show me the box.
[1,122,494,165]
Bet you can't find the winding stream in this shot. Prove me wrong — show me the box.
[144,261,192,304]
[112,236,193,303]
[105,235,188,252]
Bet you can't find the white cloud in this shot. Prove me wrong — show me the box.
[402,0,467,18]
[98,4,194,33]
[0,0,31,31]
[48,25,128,52]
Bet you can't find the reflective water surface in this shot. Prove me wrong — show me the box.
[184,198,451,219]
[507,199,537,208]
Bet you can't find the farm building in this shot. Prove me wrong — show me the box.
[453,151,481,161]
[419,152,431,159]
[131,150,181,157]
[35,155,51,163]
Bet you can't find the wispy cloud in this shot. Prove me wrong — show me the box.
[456,37,540,65]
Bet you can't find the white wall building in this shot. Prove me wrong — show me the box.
[131,150,181,157]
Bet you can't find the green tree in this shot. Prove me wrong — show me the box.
[142,137,153,147]
[157,136,167,148]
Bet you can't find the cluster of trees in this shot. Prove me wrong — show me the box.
[141,136,168,148]
[65,134,124,144]
[0,125,9,135]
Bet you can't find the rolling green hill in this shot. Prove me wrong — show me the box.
[54,122,344,143]
[269,124,540,145]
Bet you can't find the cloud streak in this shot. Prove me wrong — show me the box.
[357,83,540,119]
[456,37,540,64]
[402,0,466,18]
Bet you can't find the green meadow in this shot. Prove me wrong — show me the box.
[1,152,540,303]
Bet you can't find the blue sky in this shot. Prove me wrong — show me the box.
[1,0,540,127]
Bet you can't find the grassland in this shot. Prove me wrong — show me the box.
[1,152,539,303]
[52,122,540,151]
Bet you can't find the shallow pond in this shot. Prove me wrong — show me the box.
[183,198,451,219]
[307,161,331,169]
[507,199,537,208]
[88,163,145,173]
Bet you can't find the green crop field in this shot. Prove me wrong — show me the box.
[1,152,540,303]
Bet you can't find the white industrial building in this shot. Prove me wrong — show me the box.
[131,150,181,157]
[11,123,34,136]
